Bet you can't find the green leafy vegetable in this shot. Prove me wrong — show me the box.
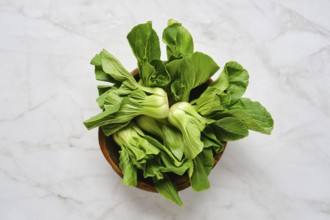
[136,116,184,161]
[140,59,171,87]
[113,124,160,162]
[153,175,183,206]
[166,52,219,102]
[127,21,168,88]
[113,123,190,201]
[91,49,137,89]
[84,19,274,206]
[127,21,161,65]
[216,98,274,135]
[221,61,249,104]
[119,148,137,186]
[193,61,249,116]
[168,102,212,159]
[201,127,225,154]
[84,86,169,136]
[211,117,249,141]
[189,148,214,191]
[162,19,194,60]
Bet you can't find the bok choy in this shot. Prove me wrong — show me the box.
[84,19,274,206]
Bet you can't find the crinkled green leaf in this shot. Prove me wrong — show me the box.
[94,65,113,82]
[119,148,137,186]
[211,117,249,141]
[97,85,112,96]
[113,124,160,162]
[100,50,137,88]
[223,61,249,104]
[96,85,115,109]
[83,86,169,136]
[189,153,211,192]
[202,127,225,154]
[150,59,171,87]
[193,88,224,116]
[140,60,170,87]
[136,116,184,161]
[165,52,219,102]
[90,50,137,88]
[101,121,131,137]
[153,175,183,206]
[168,102,212,159]
[159,155,190,175]
[144,157,163,179]
[199,148,214,175]
[193,61,248,116]
[144,154,189,179]
[224,98,274,134]
[102,85,132,111]
[144,135,183,167]
[127,21,161,65]
[90,53,113,82]
[162,19,194,60]
[161,125,184,161]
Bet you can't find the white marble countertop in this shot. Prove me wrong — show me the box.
[1,0,330,219]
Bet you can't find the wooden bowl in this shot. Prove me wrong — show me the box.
[98,68,227,192]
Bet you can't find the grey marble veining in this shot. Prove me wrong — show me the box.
[0,0,329,219]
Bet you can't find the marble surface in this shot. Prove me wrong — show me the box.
[1,0,330,219]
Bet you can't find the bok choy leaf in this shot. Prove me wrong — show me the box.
[165,52,219,102]
[84,86,169,136]
[153,175,183,206]
[168,102,213,159]
[162,19,194,60]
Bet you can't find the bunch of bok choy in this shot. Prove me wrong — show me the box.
[84,19,274,206]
